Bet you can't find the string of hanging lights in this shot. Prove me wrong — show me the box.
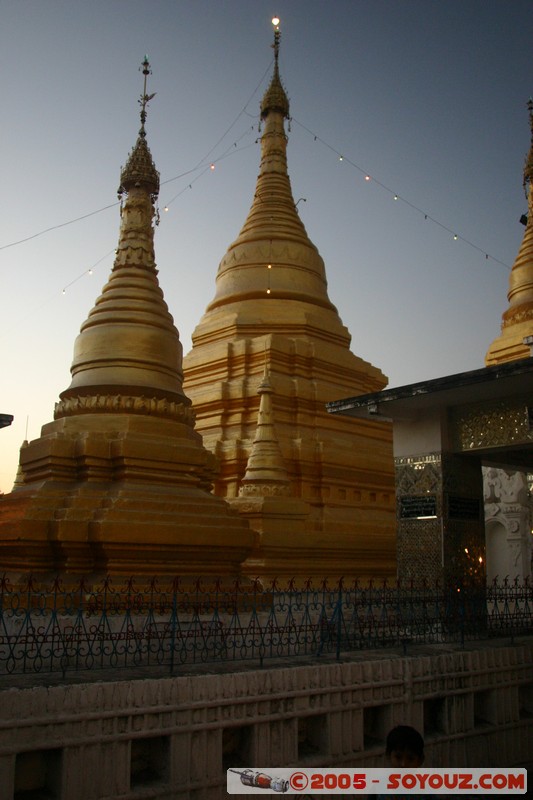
[291,117,512,272]
[0,49,514,303]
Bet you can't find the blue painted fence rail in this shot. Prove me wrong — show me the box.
[0,575,530,676]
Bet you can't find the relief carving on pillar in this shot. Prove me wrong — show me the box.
[483,467,528,507]
[483,466,532,581]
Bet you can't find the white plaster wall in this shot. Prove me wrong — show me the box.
[486,518,510,582]
[392,412,445,458]
[0,641,531,800]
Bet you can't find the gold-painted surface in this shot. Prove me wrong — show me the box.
[55,393,195,424]
[486,103,533,365]
[183,55,396,578]
[119,134,160,198]
[61,188,188,408]
[238,370,291,497]
[0,102,256,575]
[260,44,289,119]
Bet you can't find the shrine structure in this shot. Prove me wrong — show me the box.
[0,59,255,576]
[328,99,533,584]
[182,22,396,579]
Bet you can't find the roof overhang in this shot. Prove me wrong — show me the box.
[0,414,13,430]
[326,358,533,422]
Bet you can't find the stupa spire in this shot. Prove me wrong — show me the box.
[183,23,393,580]
[239,364,291,496]
[523,98,533,197]
[0,57,256,576]
[260,17,289,120]
[118,56,160,202]
[57,57,190,418]
[204,16,336,313]
[486,98,533,365]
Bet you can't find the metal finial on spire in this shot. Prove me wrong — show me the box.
[138,55,156,138]
[272,16,281,62]
[261,17,289,120]
[118,57,160,201]
[523,97,533,198]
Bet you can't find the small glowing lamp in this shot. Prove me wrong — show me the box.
[266,288,271,294]
[272,16,280,27]
[210,164,215,171]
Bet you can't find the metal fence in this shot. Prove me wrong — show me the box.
[0,575,531,677]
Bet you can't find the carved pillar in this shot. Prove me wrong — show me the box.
[483,468,532,582]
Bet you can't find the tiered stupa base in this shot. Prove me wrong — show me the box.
[231,494,395,582]
[185,334,397,580]
[0,413,256,576]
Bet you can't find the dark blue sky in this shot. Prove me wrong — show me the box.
[1,0,532,490]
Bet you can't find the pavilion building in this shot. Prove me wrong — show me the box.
[328,100,533,584]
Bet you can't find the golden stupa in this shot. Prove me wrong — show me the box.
[486,99,533,364]
[183,23,396,579]
[0,59,255,576]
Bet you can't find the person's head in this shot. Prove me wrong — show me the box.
[385,725,424,767]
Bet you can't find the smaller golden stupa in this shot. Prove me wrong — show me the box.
[486,99,533,364]
[0,58,255,576]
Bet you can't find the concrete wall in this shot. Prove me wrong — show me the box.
[0,640,531,800]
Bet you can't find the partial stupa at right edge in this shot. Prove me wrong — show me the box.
[486,99,533,364]
[182,20,396,580]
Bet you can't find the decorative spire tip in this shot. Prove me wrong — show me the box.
[118,57,160,201]
[138,56,156,138]
[523,96,533,198]
[271,16,280,61]
[261,16,289,120]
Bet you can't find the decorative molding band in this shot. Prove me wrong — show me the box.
[54,394,195,425]
[239,483,291,497]
[503,304,533,327]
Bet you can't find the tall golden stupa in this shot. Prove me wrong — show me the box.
[486,99,533,364]
[183,22,396,579]
[0,59,255,576]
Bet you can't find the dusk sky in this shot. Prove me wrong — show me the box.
[1,0,532,492]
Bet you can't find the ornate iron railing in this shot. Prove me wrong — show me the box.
[0,575,530,677]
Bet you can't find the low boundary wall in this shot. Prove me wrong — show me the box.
[0,639,531,799]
